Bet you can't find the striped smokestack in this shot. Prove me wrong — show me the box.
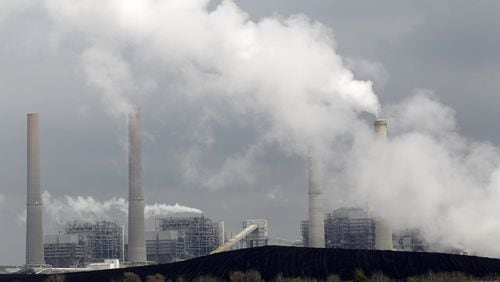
[308,150,325,248]
[373,118,393,250]
[128,108,146,263]
[26,113,44,265]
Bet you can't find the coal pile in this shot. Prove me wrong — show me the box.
[4,246,500,281]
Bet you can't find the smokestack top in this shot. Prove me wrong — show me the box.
[27,113,39,120]
[374,118,387,126]
[374,118,388,140]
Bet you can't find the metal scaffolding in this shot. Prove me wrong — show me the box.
[44,221,123,267]
[43,234,86,267]
[145,230,185,263]
[302,208,376,250]
[157,216,221,260]
[65,221,123,262]
[325,208,376,249]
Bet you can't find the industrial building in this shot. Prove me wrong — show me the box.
[393,229,427,252]
[145,215,223,263]
[302,209,432,252]
[44,221,123,267]
[145,230,184,263]
[302,208,376,250]
[242,219,268,248]
[325,208,376,249]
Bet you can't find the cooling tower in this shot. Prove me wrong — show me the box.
[26,113,44,265]
[308,151,325,248]
[373,118,393,250]
[128,108,146,263]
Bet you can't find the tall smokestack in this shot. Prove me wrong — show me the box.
[373,118,393,250]
[308,150,325,248]
[26,113,44,266]
[128,108,146,263]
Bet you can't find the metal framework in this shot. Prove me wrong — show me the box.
[65,221,123,262]
[302,208,376,250]
[157,216,220,260]
[393,229,427,252]
[43,240,86,267]
[44,221,123,267]
[211,224,257,254]
[146,230,186,263]
[325,209,375,249]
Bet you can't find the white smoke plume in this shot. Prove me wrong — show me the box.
[42,0,379,152]
[145,203,202,218]
[5,0,500,258]
[333,90,500,256]
[16,191,202,225]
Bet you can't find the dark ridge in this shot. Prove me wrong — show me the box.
[3,246,500,281]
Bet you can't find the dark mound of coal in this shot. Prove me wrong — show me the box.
[4,246,500,281]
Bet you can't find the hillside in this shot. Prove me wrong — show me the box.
[3,246,500,281]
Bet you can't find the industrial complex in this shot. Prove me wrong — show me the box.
[0,112,419,275]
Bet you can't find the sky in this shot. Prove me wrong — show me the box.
[1,0,500,264]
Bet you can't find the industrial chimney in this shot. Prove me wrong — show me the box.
[308,150,325,248]
[128,108,146,263]
[26,113,44,266]
[373,118,393,250]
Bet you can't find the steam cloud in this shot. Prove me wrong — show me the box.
[16,191,202,225]
[4,0,500,257]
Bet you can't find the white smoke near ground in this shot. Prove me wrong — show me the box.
[5,0,500,258]
[16,191,202,225]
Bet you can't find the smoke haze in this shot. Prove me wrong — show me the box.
[1,0,500,262]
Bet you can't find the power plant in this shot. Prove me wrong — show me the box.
[127,108,147,264]
[26,113,44,266]
[14,111,399,274]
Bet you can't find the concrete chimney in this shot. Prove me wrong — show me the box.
[308,150,325,248]
[128,108,146,263]
[373,118,393,250]
[26,113,44,265]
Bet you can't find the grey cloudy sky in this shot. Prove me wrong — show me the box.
[1,0,500,264]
